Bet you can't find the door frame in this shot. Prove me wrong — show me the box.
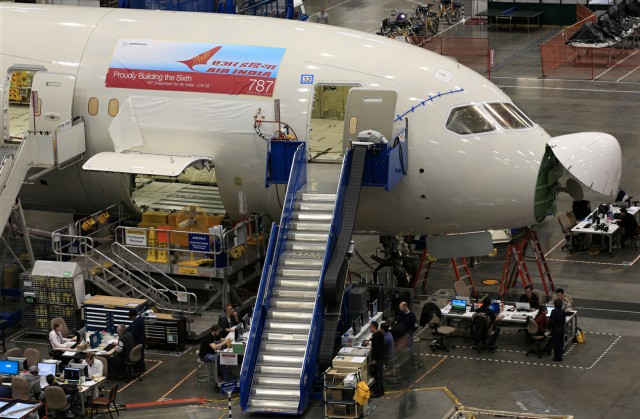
[3,64,47,143]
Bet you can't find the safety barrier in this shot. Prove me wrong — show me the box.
[410,36,491,78]
[540,4,640,81]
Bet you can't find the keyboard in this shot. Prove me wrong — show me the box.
[102,343,116,352]
[70,342,78,349]
[584,223,592,228]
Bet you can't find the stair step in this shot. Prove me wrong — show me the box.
[265,320,312,333]
[261,342,308,353]
[272,289,317,299]
[252,385,300,399]
[278,256,324,269]
[297,193,336,202]
[255,365,302,377]
[268,310,313,321]
[258,353,304,365]
[271,299,315,310]
[263,332,310,343]
[247,398,299,413]
[292,212,333,221]
[277,267,321,278]
[287,232,329,242]
[286,241,327,252]
[274,278,319,289]
[289,221,331,232]
[253,375,300,387]
[293,201,335,215]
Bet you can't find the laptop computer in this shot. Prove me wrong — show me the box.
[515,302,531,312]
[450,299,467,313]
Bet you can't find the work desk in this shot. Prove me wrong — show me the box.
[476,8,544,32]
[569,206,638,256]
[442,303,578,347]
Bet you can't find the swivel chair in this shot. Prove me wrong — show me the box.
[632,225,640,251]
[524,316,547,358]
[422,302,455,352]
[44,386,71,418]
[49,318,70,338]
[24,348,40,369]
[453,280,473,298]
[123,344,143,381]
[2,347,21,359]
[10,376,30,400]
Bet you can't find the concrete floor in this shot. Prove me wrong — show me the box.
[3,1,640,418]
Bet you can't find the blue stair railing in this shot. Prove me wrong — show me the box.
[240,143,307,411]
[297,148,354,413]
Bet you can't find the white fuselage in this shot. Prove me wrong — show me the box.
[1,4,554,234]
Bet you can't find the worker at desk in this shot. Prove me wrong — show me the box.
[20,365,42,400]
[518,285,540,309]
[474,297,504,349]
[549,288,574,311]
[616,207,638,248]
[199,324,232,381]
[49,320,76,353]
[219,304,240,338]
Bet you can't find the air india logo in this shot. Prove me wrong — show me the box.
[178,46,223,71]
[178,46,277,77]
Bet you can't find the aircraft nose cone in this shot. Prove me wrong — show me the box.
[548,132,621,196]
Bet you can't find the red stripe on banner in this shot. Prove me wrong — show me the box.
[105,68,277,97]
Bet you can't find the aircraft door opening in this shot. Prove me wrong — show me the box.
[3,66,45,143]
[308,84,358,163]
[342,89,398,155]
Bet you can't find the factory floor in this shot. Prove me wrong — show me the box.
[3,1,640,418]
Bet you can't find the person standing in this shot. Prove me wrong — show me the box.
[548,299,566,361]
[109,324,135,379]
[364,321,385,398]
[316,7,329,24]
[395,302,417,338]
[380,322,395,362]
[219,304,240,338]
[127,309,146,372]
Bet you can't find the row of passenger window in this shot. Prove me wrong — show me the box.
[88,97,119,117]
[446,102,533,135]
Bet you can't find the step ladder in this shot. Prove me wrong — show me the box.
[451,257,477,296]
[246,192,334,413]
[411,248,435,292]
[499,229,555,297]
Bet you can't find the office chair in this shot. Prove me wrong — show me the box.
[89,384,119,419]
[471,312,494,353]
[532,289,546,306]
[633,225,640,251]
[422,302,455,352]
[124,344,143,381]
[453,280,473,298]
[3,347,21,359]
[524,316,547,358]
[558,213,574,250]
[566,211,577,226]
[49,318,70,338]
[44,386,71,418]
[10,376,30,400]
[23,348,40,369]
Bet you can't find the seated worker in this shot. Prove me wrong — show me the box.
[474,297,504,349]
[218,304,240,338]
[49,320,76,352]
[81,353,103,379]
[108,324,134,380]
[199,324,232,381]
[616,207,638,248]
[518,285,540,309]
[549,288,575,311]
[534,306,549,335]
[45,374,78,399]
[20,365,42,400]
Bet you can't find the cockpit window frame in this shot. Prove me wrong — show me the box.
[483,102,534,130]
[445,103,496,136]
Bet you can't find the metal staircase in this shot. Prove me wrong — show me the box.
[247,192,334,413]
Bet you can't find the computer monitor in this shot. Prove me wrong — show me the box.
[68,363,89,377]
[369,299,378,318]
[89,332,102,349]
[0,360,20,376]
[6,357,27,371]
[490,302,501,314]
[451,299,467,311]
[352,316,362,335]
[63,368,80,383]
[37,362,57,377]
[360,307,369,325]
[455,296,471,304]
[75,327,87,343]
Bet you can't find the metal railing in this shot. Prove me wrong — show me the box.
[239,223,278,410]
[0,153,16,196]
[240,143,307,412]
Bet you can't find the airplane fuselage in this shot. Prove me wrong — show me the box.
[1,4,558,234]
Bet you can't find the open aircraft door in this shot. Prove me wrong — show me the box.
[342,89,398,153]
[29,72,75,134]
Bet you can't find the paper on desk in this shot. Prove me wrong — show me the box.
[351,356,366,363]
[62,351,76,356]
[82,380,97,387]
[339,347,354,354]
[96,351,107,356]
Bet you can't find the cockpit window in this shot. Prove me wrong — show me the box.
[484,103,533,129]
[446,105,495,135]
